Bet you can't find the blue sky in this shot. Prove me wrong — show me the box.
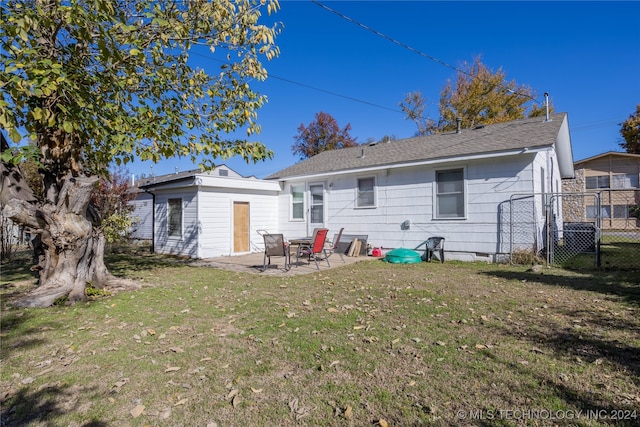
[130,1,640,180]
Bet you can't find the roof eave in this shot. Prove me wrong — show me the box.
[269,147,551,182]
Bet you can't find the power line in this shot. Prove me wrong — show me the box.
[190,51,404,114]
[311,0,541,105]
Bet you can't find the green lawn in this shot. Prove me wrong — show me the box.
[1,249,639,426]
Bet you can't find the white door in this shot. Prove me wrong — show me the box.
[308,183,325,234]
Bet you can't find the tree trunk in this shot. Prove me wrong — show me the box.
[1,167,136,308]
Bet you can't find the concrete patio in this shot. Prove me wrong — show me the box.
[188,250,380,276]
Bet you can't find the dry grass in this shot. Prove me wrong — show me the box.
[1,249,639,426]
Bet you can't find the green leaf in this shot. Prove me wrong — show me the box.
[9,128,21,143]
[63,121,73,133]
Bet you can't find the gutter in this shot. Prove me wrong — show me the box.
[270,146,550,182]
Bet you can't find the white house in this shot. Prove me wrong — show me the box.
[266,112,574,262]
[135,113,574,261]
[137,165,281,258]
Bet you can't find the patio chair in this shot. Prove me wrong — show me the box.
[425,236,445,262]
[262,233,290,272]
[296,228,329,269]
[324,227,345,263]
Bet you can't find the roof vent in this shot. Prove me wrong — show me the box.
[456,117,462,134]
[544,92,551,122]
[358,148,365,158]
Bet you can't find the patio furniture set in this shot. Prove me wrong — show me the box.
[260,229,445,272]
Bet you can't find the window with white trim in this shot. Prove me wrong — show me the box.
[357,177,376,208]
[436,169,465,218]
[291,185,304,220]
[168,198,183,238]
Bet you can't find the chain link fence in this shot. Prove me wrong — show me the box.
[504,192,640,270]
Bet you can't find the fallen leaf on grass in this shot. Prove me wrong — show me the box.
[174,398,188,406]
[353,325,365,330]
[170,347,185,353]
[327,308,339,313]
[160,407,171,419]
[226,389,238,400]
[165,366,181,373]
[344,405,353,419]
[232,395,239,408]
[111,378,130,392]
[251,388,263,393]
[329,360,340,368]
[378,420,389,427]
[130,405,145,418]
[36,367,55,377]
[288,398,312,421]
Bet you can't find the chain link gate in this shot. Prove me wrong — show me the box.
[506,193,602,267]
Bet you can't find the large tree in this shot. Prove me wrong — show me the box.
[291,111,358,160]
[0,0,281,307]
[619,105,640,154]
[401,56,552,135]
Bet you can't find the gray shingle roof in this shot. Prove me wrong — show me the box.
[267,112,567,180]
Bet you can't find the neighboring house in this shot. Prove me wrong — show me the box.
[133,113,575,261]
[266,113,574,262]
[562,152,640,230]
[136,165,281,258]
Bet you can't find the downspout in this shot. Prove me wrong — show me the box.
[143,188,156,254]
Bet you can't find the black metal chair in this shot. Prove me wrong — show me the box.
[262,233,290,271]
[324,227,345,263]
[426,236,445,262]
[415,237,445,262]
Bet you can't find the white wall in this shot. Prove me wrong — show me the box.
[197,187,279,258]
[154,189,199,257]
[277,154,541,261]
[128,192,153,240]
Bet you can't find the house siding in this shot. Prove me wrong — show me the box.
[277,155,543,261]
[197,187,279,258]
[128,191,153,241]
[154,190,199,257]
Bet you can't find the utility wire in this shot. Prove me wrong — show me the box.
[311,0,541,105]
[190,51,404,114]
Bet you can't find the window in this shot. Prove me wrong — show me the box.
[168,198,183,238]
[309,184,324,223]
[436,169,465,218]
[357,177,376,208]
[291,185,304,220]
[586,205,611,219]
[612,173,639,189]
[613,205,630,219]
[586,175,610,189]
